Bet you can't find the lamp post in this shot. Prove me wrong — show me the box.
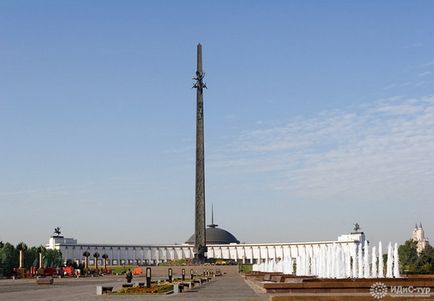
[83,251,90,273]
[37,246,45,275]
[168,268,173,283]
[93,252,100,271]
[17,243,27,269]
[102,254,109,271]
[16,242,27,277]
[146,267,151,288]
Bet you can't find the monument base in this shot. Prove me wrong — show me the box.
[193,245,208,264]
[193,255,207,264]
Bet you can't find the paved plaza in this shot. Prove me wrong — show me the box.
[0,269,267,301]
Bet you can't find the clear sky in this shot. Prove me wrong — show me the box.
[1,1,433,247]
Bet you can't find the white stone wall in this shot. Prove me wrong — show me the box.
[54,240,357,266]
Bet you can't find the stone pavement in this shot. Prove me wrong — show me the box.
[0,274,268,301]
[172,274,267,301]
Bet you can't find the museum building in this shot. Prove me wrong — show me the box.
[47,223,366,266]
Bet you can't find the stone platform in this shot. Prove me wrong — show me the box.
[245,272,434,300]
[0,266,266,301]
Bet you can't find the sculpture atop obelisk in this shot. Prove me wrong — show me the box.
[193,43,207,262]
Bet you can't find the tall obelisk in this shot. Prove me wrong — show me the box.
[193,43,207,262]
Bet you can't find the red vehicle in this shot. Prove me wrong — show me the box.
[63,266,75,277]
[43,267,58,277]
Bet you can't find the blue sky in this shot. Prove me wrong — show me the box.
[1,1,433,247]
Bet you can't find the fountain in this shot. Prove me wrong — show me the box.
[378,241,384,278]
[386,242,393,278]
[371,246,377,278]
[357,243,363,278]
[352,244,358,278]
[345,245,351,278]
[393,242,400,278]
[363,244,370,278]
[252,239,401,280]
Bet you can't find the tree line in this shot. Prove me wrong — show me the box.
[398,240,434,274]
[0,241,62,277]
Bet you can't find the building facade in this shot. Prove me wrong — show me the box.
[47,231,365,267]
[412,223,430,253]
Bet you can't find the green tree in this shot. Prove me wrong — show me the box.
[417,245,434,273]
[0,243,18,276]
[43,249,62,267]
[24,246,38,269]
[399,240,434,274]
[399,240,419,273]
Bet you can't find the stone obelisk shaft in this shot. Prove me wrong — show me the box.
[194,43,207,261]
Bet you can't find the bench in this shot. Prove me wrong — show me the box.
[122,284,133,288]
[36,278,54,285]
[96,286,113,295]
[193,279,201,285]
[284,277,303,283]
[183,281,194,288]
[178,284,185,293]
[271,275,284,282]
[174,283,192,293]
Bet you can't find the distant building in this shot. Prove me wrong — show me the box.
[412,223,429,253]
[47,236,77,249]
[338,222,366,245]
[185,211,240,245]
[46,226,367,266]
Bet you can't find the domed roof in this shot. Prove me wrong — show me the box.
[185,226,240,245]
